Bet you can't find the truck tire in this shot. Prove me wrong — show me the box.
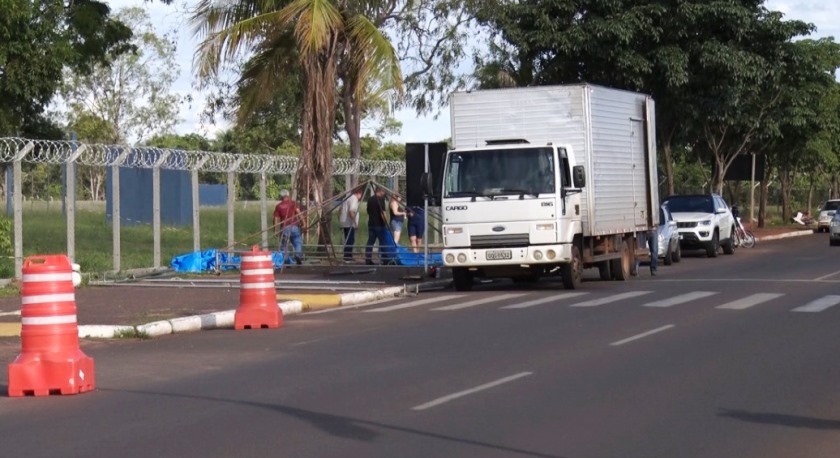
[561,246,583,290]
[611,240,632,281]
[706,231,720,258]
[598,261,612,280]
[722,226,736,255]
[452,268,473,291]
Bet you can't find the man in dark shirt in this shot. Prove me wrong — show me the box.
[365,187,393,265]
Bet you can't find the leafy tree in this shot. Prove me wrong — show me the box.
[0,0,132,137]
[59,6,181,145]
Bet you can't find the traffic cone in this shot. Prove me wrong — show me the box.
[234,246,282,330]
[8,255,95,397]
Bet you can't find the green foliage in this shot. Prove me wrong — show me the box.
[0,216,12,278]
[59,6,181,144]
[0,0,132,136]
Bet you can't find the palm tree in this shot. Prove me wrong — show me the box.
[192,0,402,244]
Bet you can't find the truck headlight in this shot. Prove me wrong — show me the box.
[533,250,543,260]
[536,223,555,231]
[445,254,455,264]
[446,227,463,235]
[546,250,557,260]
[457,253,467,263]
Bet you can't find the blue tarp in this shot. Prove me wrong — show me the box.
[169,249,288,273]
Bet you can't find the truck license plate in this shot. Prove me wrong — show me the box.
[486,249,512,260]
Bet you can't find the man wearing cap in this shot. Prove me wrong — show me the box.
[274,189,304,265]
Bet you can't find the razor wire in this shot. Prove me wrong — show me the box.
[0,137,406,177]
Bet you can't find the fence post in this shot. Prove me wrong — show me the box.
[65,141,85,262]
[260,172,268,250]
[152,166,161,268]
[227,171,235,250]
[13,142,34,279]
[112,163,121,272]
[192,169,201,252]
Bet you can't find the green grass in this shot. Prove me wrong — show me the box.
[5,200,441,275]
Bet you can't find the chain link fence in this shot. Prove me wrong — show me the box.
[0,137,407,278]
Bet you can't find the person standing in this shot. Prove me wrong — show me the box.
[407,205,426,254]
[274,189,304,265]
[389,194,406,244]
[339,187,363,261]
[365,187,392,265]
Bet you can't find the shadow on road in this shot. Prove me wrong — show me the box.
[98,387,568,458]
[719,408,840,430]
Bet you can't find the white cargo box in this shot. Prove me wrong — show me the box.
[450,84,659,236]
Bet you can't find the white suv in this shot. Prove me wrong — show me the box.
[663,194,736,258]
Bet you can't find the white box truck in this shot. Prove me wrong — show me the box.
[440,84,659,290]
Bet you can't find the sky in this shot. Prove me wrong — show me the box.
[106,0,840,146]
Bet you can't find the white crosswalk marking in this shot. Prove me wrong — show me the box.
[365,294,466,312]
[643,291,718,308]
[500,292,589,309]
[432,293,529,311]
[716,293,784,310]
[791,295,840,313]
[569,291,652,307]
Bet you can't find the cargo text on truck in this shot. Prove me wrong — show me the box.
[439,84,659,291]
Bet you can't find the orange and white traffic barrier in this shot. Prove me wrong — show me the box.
[8,255,95,397]
[234,246,282,330]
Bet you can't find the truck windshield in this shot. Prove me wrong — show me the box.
[445,147,555,197]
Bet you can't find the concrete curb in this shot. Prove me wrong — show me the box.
[756,229,814,241]
[74,285,410,339]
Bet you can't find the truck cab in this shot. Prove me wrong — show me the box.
[441,141,585,290]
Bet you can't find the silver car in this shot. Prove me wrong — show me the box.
[658,205,681,264]
[829,212,840,246]
[817,199,840,232]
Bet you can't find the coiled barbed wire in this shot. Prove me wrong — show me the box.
[0,137,406,177]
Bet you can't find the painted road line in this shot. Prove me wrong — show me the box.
[0,310,21,317]
[610,324,675,347]
[643,291,717,308]
[411,372,533,411]
[716,293,784,310]
[814,270,840,281]
[365,295,466,312]
[569,291,652,307]
[308,297,401,315]
[792,295,840,313]
[500,292,589,309]
[432,293,528,311]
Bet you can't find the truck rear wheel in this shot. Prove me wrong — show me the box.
[611,240,632,281]
[561,246,583,289]
[452,268,473,291]
[598,261,612,280]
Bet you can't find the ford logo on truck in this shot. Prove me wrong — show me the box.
[446,205,468,211]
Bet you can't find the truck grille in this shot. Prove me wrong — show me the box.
[470,234,530,248]
[677,222,698,228]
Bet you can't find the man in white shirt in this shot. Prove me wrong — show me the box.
[339,187,363,261]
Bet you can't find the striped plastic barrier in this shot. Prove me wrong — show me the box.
[234,246,282,330]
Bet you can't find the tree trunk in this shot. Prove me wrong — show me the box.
[658,126,676,197]
[343,84,363,189]
[779,168,792,224]
[758,178,768,228]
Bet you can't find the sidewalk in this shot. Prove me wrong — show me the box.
[0,267,450,339]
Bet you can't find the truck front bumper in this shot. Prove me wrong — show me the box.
[442,244,573,268]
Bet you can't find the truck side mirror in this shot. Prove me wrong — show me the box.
[572,166,586,187]
[421,172,434,197]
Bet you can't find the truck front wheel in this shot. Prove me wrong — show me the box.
[562,246,583,289]
[452,268,474,291]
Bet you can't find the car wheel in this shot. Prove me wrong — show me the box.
[722,226,736,255]
[671,241,681,263]
[706,231,720,258]
[663,241,673,266]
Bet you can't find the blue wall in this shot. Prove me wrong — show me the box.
[106,167,193,226]
[199,184,227,206]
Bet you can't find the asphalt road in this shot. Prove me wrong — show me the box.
[3,233,840,457]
